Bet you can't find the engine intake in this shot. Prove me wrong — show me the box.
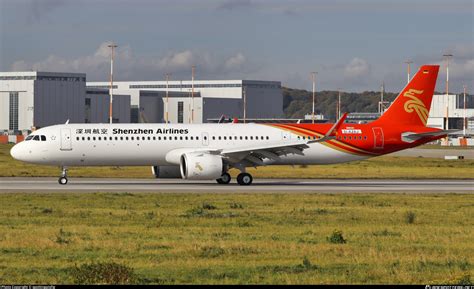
[180,152,223,180]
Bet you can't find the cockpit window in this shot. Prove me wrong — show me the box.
[25,136,33,141]
[33,135,40,141]
[41,135,46,141]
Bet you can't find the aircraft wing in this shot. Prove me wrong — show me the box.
[217,140,310,165]
[215,113,349,166]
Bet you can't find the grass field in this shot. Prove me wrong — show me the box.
[0,192,472,284]
[1,144,473,179]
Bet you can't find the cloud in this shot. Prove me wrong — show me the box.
[224,53,246,69]
[217,0,254,11]
[344,58,370,79]
[26,0,66,23]
[10,42,252,81]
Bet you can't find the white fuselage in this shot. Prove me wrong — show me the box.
[10,123,367,167]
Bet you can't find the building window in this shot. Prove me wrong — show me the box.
[9,92,19,131]
[178,101,184,123]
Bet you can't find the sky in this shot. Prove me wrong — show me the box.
[0,0,472,93]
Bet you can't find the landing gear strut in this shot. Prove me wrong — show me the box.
[58,167,68,185]
[237,173,253,186]
[216,172,231,184]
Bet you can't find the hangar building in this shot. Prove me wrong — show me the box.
[87,80,283,123]
[0,71,86,133]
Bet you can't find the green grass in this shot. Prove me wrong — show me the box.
[1,144,473,179]
[0,193,472,284]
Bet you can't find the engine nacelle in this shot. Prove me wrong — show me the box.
[180,152,224,180]
[151,165,182,178]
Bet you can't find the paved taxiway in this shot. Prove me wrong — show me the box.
[0,178,472,193]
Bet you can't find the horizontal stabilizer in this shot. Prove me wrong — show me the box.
[402,129,460,141]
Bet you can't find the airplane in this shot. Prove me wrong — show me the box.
[10,65,454,186]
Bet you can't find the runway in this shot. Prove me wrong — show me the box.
[0,177,472,193]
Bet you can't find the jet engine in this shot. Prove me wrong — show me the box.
[151,165,182,178]
[179,152,224,180]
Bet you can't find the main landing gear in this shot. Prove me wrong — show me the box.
[58,167,68,185]
[237,173,253,186]
[215,172,253,185]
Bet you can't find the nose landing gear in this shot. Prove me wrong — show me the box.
[58,167,68,185]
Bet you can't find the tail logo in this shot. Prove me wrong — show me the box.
[403,89,428,125]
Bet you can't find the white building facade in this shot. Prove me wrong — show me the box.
[427,94,474,132]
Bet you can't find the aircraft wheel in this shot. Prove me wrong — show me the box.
[216,173,231,184]
[58,177,68,185]
[237,173,253,186]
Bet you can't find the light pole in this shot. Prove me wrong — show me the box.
[443,54,453,131]
[108,43,118,124]
[243,86,247,124]
[311,72,317,124]
[191,65,195,124]
[404,60,413,84]
[337,88,342,120]
[165,73,171,123]
[463,84,467,136]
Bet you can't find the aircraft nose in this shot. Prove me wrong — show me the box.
[10,143,25,161]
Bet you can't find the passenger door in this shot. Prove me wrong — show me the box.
[60,128,72,151]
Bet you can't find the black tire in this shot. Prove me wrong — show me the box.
[237,173,253,186]
[216,173,231,184]
[58,177,68,185]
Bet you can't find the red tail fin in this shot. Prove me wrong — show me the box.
[376,65,439,126]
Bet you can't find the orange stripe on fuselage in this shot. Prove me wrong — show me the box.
[265,123,379,156]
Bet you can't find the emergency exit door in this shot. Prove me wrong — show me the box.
[372,127,384,149]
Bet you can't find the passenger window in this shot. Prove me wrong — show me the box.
[93,137,96,141]
[266,136,269,140]
[204,136,207,140]
[120,137,123,140]
[174,136,178,140]
[250,136,253,140]
[142,136,146,140]
[364,136,367,140]
[148,137,151,141]
[218,136,221,140]
[82,137,85,141]
[245,136,248,140]
[344,136,347,140]
[224,136,227,140]
[76,137,79,141]
[196,137,199,140]
[87,137,91,141]
[240,136,243,140]
[191,136,194,140]
[98,137,101,141]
